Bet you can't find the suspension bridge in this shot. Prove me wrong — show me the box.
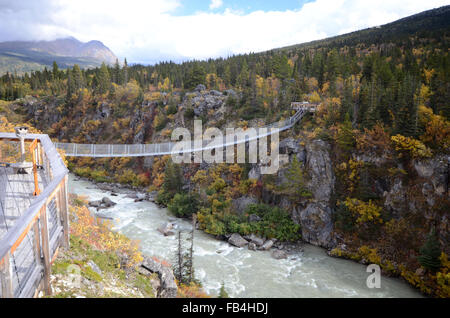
[0,102,315,298]
[55,104,315,157]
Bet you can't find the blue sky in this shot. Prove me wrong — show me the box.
[173,0,314,15]
[0,0,448,64]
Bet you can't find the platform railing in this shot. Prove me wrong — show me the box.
[0,133,69,298]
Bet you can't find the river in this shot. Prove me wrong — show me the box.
[68,174,422,298]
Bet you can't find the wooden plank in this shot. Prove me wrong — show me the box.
[0,252,13,298]
[39,205,52,296]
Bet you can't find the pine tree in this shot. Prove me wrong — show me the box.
[113,58,121,84]
[218,282,229,298]
[418,229,442,272]
[123,58,128,85]
[162,159,183,195]
[97,62,111,95]
[52,61,59,80]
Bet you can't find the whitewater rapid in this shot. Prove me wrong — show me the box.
[69,174,422,298]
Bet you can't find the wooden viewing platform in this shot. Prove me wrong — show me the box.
[0,133,69,298]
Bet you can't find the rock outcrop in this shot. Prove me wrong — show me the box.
[140,257,178,298]
[288,139,336,249]
[232,196,258,215]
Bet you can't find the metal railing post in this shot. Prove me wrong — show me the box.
[39,204,52,296]
[0,252,13,298]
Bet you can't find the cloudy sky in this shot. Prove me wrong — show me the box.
[0,0,448,64]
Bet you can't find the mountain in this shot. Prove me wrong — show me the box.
[276,5,450,52]
[0,37,117,75]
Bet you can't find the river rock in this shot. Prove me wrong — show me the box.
[102,197,116,207]
[248,242,257,251]
[271,250,287,260]
[244,234,265,247]
[158,223,175,236]
[136,193,147,200]
[88,200,102,208]
[228,233,248,248]
[261,240,274,251]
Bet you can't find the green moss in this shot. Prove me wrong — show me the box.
[52,261,72,275]
[82,265,103,282]
[86,249,120,273]
[133,274,155,297]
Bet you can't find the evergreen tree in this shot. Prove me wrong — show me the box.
[237,59,249,88]
[218,282,229,298]
[184,63,206,90]
[52,61,59,80]
[162,159,183,195]
[418,229,442,272]
[123,58,129,85]
[113,58,121,84]
[97,62,111,95]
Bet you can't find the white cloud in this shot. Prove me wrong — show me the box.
[209,0,223,10]
[0,0,448,64]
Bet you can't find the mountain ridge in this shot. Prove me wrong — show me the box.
[0,37,118,75]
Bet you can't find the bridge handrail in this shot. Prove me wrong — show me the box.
[0,133,69,298]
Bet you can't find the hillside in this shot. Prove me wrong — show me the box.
[277,5,450,52]
[0,37,117,75]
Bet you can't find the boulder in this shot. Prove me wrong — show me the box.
[228,233,248,248]
[102,197,116,207]
[248,242,257,251]
[88,200,102,208]
[136,193,147,201]
[157,223,175,236]
[261,240,274,251]
[271,250,287,260]
[245,234,265,247]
